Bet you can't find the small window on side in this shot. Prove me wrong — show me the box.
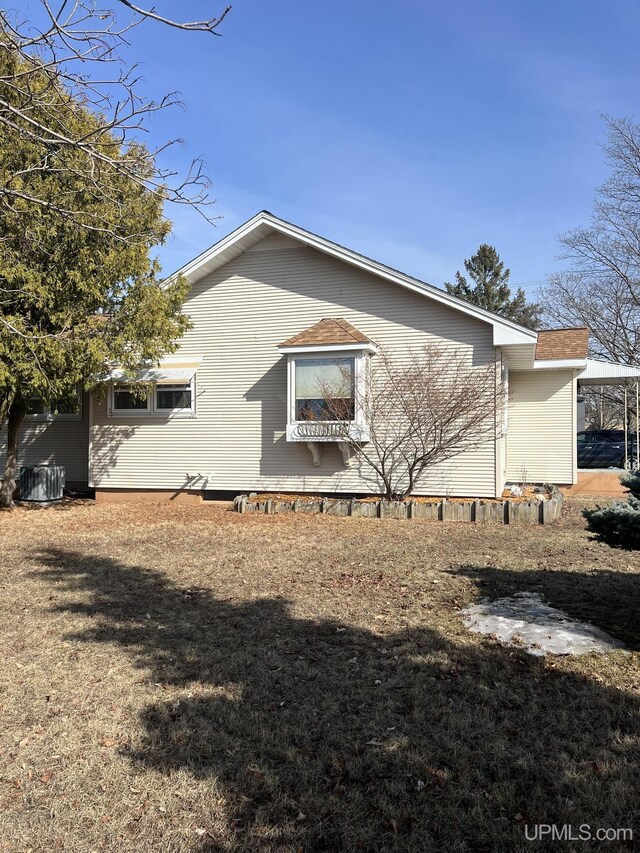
[155,383,193,413]
[26,397,47,417]
[25,388,82,420]
[52,389,81,416]
[113,385,150,412]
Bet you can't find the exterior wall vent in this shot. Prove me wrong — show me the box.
[19,465,65,502]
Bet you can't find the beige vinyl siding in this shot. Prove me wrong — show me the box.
[505,369,576,484]
[500,343,536,370]
[91,236,499,497]
[0,392,90,482]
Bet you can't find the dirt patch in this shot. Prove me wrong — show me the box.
[0,497,638,852]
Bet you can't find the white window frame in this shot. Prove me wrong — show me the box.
[282,347,373,443]
[108,376,196,418]
[154,377,196,416]
[109,384,152,417]
[25,388,83,422]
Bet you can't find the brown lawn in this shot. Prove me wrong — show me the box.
[0,498,639,852]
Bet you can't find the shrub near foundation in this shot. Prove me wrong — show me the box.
[584,471,640,549]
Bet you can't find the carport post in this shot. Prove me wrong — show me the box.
[631,381,640,471]
[624,386,628,470]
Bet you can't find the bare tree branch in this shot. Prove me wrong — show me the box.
[0,2,229,246]
[306,346,500,500]
[543,116,640,428]
[116,1,231,34]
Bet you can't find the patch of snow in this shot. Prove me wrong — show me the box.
[460,592,625,656]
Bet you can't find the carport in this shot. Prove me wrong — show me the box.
[568,358,640,495]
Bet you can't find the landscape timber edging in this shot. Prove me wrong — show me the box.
[233,489,564,525]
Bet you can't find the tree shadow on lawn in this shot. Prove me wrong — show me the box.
[36,549,639,852]
[455,564,640,652]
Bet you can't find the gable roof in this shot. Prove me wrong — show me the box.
[169,211,537,348]
[279,318,373,348]
[535,328,589,361]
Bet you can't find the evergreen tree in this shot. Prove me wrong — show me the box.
[445,244,541,329]
[583,471,640,549]
[0,47,191,507]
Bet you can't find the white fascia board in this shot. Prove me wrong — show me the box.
[167,212,268,284]
[533,358,587,370]
[581,358,640,377]
[494,327,538,346]
[277,342,378,355]
[168,211,537,348]
[577,358,640,384]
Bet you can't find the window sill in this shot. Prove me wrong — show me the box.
[107,412,196,419]
[25,415,82,422]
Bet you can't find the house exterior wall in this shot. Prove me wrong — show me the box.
[90,235,501,497]
[505,369,576,485]
[0,392,90,483]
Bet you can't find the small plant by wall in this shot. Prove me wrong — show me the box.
[234,489,564,525]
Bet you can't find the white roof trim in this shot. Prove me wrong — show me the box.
[578,358,640,385]
[168,211,537,348]
[277,342,378,355]
[534,358,587,370]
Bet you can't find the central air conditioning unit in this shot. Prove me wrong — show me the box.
[20,465,65,502]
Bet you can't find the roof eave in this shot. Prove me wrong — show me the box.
[277,342,379,355]
[578,358,640,384]
[534,358,588,370]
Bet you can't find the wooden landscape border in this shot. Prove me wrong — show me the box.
[234,491,564,525]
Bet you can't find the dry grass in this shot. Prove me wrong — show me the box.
[0,498,639,852]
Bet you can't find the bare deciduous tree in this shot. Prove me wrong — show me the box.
[542,272,640,364]
[540,116,640,428]
[541,271,640,428]
[0,1,230,244]
[310,346,501,500]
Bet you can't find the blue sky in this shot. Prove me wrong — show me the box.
[60,1,640,293]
